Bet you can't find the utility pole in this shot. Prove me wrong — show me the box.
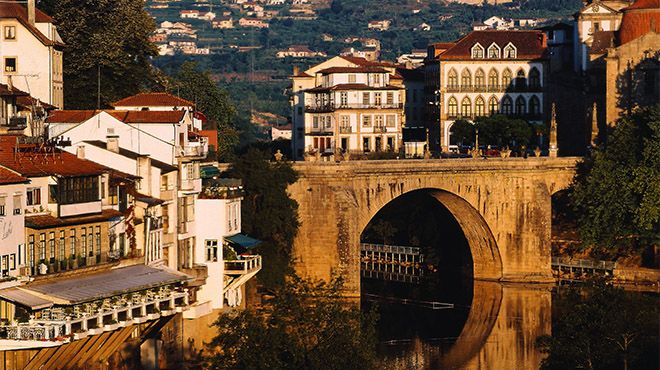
[97,64,101,110]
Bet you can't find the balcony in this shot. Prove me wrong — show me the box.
[305,103,403,112]
[444,113,543,121]
[179,137,208,159]
[3,116,27,130]
[373,126,387,133]
[180,178,202,194]
[306,127,334,136]
[339,126,352,134]
[59,200,103,218]
[224,255,262,275]
[445,85,543,93]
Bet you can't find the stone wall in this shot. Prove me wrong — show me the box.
[289,157,578,296]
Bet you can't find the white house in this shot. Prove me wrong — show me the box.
[0,168,28,277]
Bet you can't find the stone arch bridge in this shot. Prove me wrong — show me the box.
[288,157,579,296]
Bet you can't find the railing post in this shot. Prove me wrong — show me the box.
[127,303,133,319]
[170,292,176,310]
[112,306,118,322]
[140,300,147,317]
[53,324,60,338]
[81,314,88,331]
[184,289,190,305]
[65,317,71,335]
[97,310,103,328]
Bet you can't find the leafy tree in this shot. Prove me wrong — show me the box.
[206,274,380,370]
[473,115,533,148]
[227,148,299,287]
[536,280,658,370]
[571,105,660,259]
[43,0,160,108]
[450,119,475,146]
[170,61,238,161]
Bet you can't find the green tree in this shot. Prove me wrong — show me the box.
[44,0,160,108]
[450,119,475,146]
[206,274,380,370]
[227,148,300,287]
[536,280,658,370]
[571,105,660,258]
[170,61,239,162]
[473,115,533,148]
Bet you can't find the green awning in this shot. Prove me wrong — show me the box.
[224,234,261,250]
[200,165,222,179]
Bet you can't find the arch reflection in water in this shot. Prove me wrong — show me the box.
[369,282,551,370]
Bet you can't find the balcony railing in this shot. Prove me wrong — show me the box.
[224,255,262,275]
[305,103,403,112]
[373,126,387,133]
[306,127,334,135]
[445,85,543,93]
[339,126,352,134]
[445,113,543,121]
[0,289,189,344]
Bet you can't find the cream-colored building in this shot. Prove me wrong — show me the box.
[291,56,405,159]
[0,0,64,108]
[436,30,549,151]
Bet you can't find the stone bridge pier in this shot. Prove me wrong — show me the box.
[288,157,578,296]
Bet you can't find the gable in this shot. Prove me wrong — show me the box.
[581,2,619,14]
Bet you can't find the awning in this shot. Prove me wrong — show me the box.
[0,287,53,310]
[224,233,261,251]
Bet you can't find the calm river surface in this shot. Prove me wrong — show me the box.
[362,279,555,370]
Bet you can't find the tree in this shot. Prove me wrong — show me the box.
[43,0,161,108]
[206,274,380,370]
[473,115,533,148]
[227,148,300,287]
[571,105,660,259]
[450,119,475,146]
[536,280,658,370]
[170,61,239,162]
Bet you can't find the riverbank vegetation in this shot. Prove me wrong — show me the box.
[206,274,380,370]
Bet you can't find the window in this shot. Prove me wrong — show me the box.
[3,26,15,40]
[9,254,15,270]
[58,176,99,205]
[28,235,34,267]
[447,97,458,117]
[362,92,370,106]
[503,44,517,58]
[487,44,500,58]
[340,92,348,106]
[448,69,458,88]
[12,194,20,215]
[529,67,541,88]
[529,95,540,115]
[386,92,394,105]
[515,96,526,115]
[386,115,395,127]
[87,232,93,257]
[48,232,55,261]
[471,44,484,58]
[502,96,513,114]
[593,22,600,32]
[373,73,381,85]
[363,137,370,152]
[374,115,383,127]
[69,229,76,256]
[39,233,46,261]
[461,97,472,117]
[4,57,16,73]
[95,226,101,256]
[374,92,382,106]
[0,196,5,216]
[475,96,486,116]
[488,69,498,88]
[205,240,218,262]
[348,74,356,83]
[488,96,499,114]
[340,115,350,127]
[48,185,58,203]
[362,115,371,126]
[185,195,194,222]
[26,188,41,206]
[475,69,485,88]
[81,227,87,257]
[502,68,512,87]
[515,70,526,89]
[461,69,472,87]
[312,116,319,129]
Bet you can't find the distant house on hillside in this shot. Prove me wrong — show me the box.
[276,45,327,58]
[368,20,391,31]
[238,17,269,28]
[340,47,380,61]
[180,10,200,19]
[212,17,234,29]
[414,22,431,31]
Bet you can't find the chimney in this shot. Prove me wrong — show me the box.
[76,145,85,159]
[27,0,36,26]
[106,135,119,153]
[293,66,300,76]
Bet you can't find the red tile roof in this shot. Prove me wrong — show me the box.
[625,0,660,10]
[307,84,403,92]
[0,2,61,47]
[0,135,110,177]
[46,110,186,124]
[317,66,390,74]
[111,92,194,108]
[0,83,29,97]
[25,209,123,229]
[0,167,28,185]
[619,0,660,44]
[16,96,57,111]
[438,30,548,60]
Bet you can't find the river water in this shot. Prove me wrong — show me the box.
[362,278,555,370]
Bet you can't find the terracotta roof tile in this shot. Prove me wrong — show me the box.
[111,92,194,108]
[438,30,548,60]
[0,135,110,177]
[0,83,29,97]
[0,3,61,47]
[306,83,402,92]
[25,209,123,229]
[0,167,28,185]
[46,110,186,124]
[618,1,660,44]
[317,66,390,74]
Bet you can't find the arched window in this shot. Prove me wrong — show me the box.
[502,68,512,88]
[515,96,526,115]
[448,69,458,88]
[471,43,484,58]
[515,69,526,89]
[529,95,540,115]
[475,96,486,116]
[461,69,472,87]
[502,95,513,115]
[488,96,499,114]
[475,69,485,88]
[503,43,517,58]
[488,69,498,88]
[529,67,541,88]
[447,96,458,117]
[487,43,500,59]
[461,97,472,117]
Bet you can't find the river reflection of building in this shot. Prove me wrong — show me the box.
[364,281,551,370]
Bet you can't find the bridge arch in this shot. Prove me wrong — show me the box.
[358,188,503,280]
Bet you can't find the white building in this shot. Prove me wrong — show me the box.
[0,168,28,277]
[291,56,405,159]
[436,30,549,151]
[0,0,64,108]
